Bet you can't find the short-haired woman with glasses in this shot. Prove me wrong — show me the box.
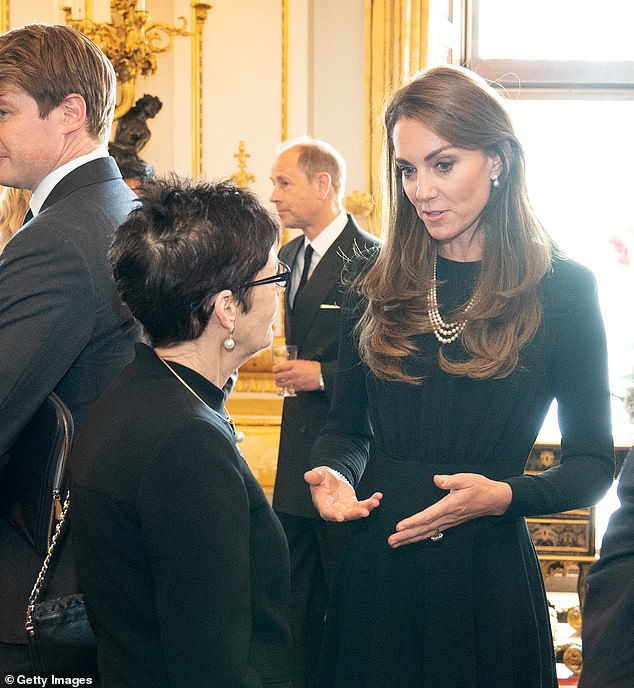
[70,176,293,688]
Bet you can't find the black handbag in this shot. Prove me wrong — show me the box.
[0,392,74,555]
[26,492,98,676]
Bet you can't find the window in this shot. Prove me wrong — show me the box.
[468,0,634,87]
[467,0,634,401]
[466,0,634,546]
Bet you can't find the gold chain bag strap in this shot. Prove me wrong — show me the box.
[26,491,98,676]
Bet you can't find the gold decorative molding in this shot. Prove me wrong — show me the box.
[226,389,283,494]
[234,346,280,394]
[344,189,377,235]
[565,605,582,632]
[1,0,8,33]
[561,644,582,676]
[527,518,593,554]
[61,0,209,176]
[279,0,292,246]
[230,140,256,189]
[191,2,211,177]
[62,0,190,119]
[364,0,432,229]
[281,0,289,141]
[234,373,279,395]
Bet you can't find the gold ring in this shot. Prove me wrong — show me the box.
[430,528,444,542]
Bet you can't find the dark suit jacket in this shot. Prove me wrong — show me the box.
[579,447,634,688]
[272,215,378,519]
[0,157,141,643]
[71,344,292,688]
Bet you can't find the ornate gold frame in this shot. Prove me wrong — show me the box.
[281,0,289,141]
[1,0,8,33]
[191,3,211,176]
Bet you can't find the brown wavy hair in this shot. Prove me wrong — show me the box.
[357,65,556,383]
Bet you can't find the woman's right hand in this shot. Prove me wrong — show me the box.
[304,467,382,522]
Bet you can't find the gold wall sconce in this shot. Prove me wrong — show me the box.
[62,0,190,119]
[344,189,377,236]
[61,0,211,175]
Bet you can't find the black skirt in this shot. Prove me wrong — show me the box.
[317,457,557,688]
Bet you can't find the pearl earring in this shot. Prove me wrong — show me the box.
[223,329,235,351]
[491,175,500,188]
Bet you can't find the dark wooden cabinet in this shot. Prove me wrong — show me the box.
[526,445,597,558]
[527,442,630,565]
[527,441,631,676]
[527,442,631,602]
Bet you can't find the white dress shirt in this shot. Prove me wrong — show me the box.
[288,209,348,302]
[29,146,110,217]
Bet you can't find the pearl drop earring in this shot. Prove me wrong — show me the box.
[491,175,500,188]
[223,329,235,351]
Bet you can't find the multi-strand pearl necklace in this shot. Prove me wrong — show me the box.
[427,247,476,345]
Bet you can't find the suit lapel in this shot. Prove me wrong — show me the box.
[289,219,360,345]
[39,157,123,213]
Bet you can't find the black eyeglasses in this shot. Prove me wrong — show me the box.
[241,261,292,290]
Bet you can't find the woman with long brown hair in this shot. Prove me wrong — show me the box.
[305,65,614,687]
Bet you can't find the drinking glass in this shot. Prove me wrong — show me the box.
[272,344,298,397]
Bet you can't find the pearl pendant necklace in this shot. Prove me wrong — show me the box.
[158,356,245,448]
[427,247,476,345]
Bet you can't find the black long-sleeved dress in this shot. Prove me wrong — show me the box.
[311,255,615,688]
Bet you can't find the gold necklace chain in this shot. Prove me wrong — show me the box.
[158,356,245,447]
[427,246,476,345]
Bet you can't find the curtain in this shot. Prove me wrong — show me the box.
[1,0,8,33]
[363,0,431,230]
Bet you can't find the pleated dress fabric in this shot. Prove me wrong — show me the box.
[312,255,614,688]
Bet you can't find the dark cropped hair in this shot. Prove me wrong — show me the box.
[109,176,280,347]
[0,24,116,144]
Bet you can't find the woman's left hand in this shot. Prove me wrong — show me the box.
[387,473,512,548]
[305,467,383,522]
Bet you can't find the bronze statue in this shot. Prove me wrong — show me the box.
[109,94,162,166]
